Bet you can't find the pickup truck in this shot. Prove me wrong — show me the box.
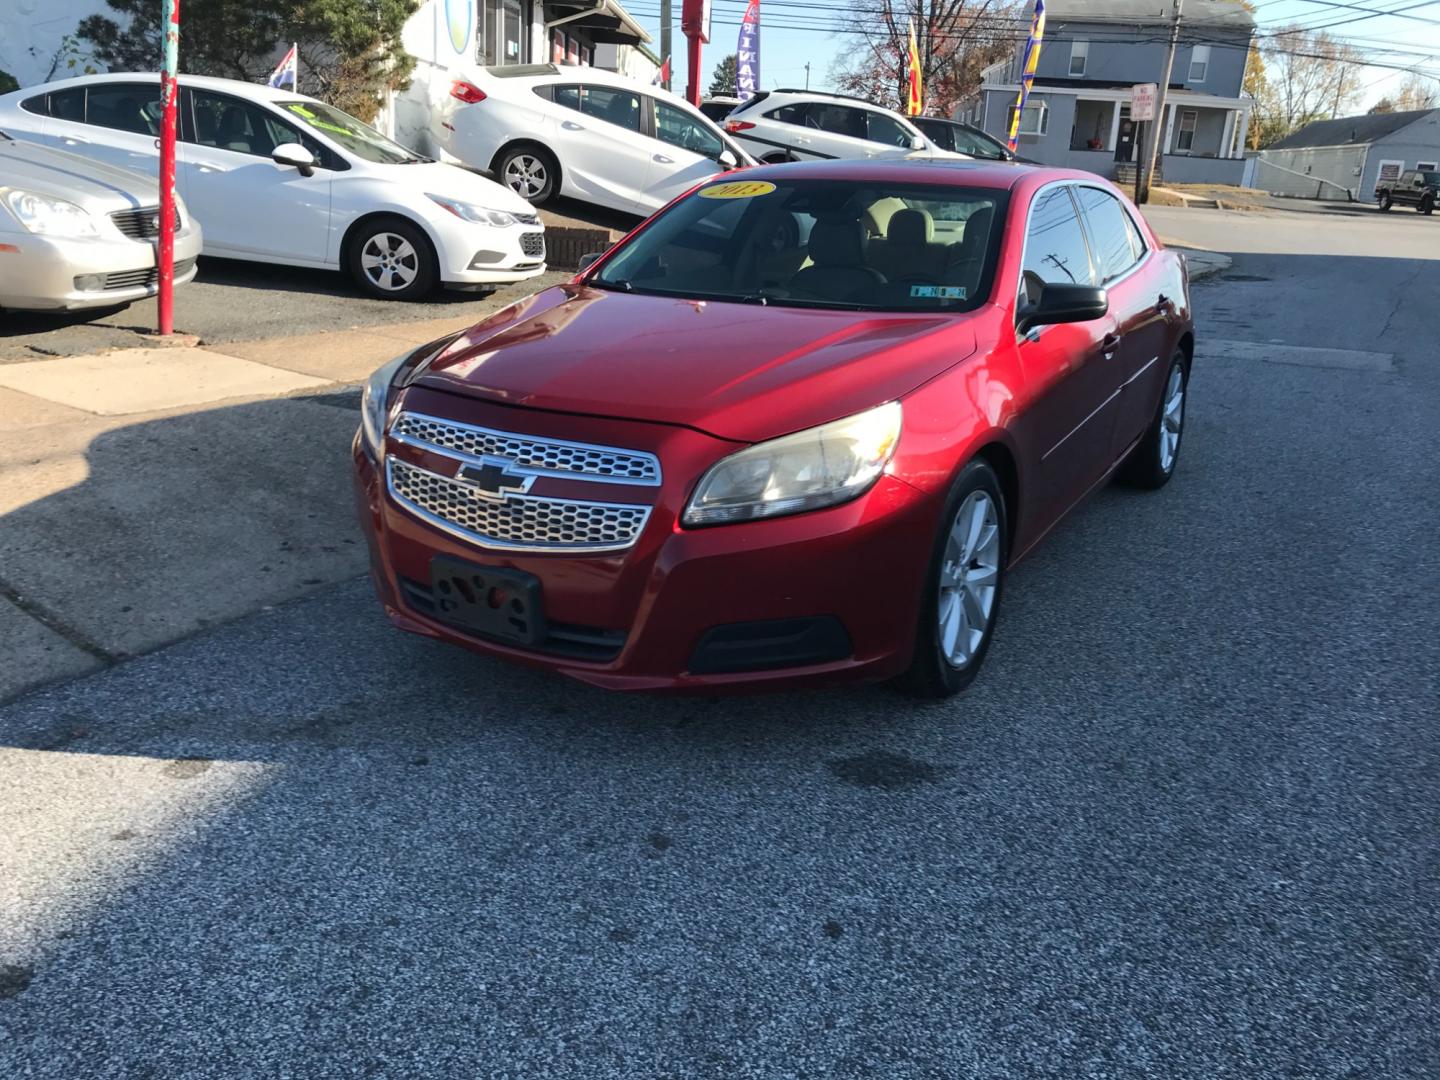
[1376,168,1438,214]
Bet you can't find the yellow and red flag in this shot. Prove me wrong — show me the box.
[1007,0,1046,151]
[906,19,923,116]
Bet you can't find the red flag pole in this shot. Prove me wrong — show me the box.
[157,0,180,336]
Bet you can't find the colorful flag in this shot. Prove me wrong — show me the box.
[267,43,298,90]
[652,57,671,87]
[906,19,923,116]
[1007,0,1046,151]
[737,0,760,102]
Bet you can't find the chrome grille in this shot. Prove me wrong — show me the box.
[520,232,545,258]
[387,458,650,553]
[110,206,181,240]
[392,412,661,484]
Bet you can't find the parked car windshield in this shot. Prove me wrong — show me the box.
[591,178,1005,312]
[277,100,425,164]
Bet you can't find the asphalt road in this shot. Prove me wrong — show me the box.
[2,211,1438,1077]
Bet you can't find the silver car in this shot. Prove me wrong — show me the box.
[0,132,201,311]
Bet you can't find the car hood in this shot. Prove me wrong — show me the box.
[412,285,978,443]
[370,160,535,216]
[0,137,160,210]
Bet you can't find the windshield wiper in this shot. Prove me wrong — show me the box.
[592,278,633,293]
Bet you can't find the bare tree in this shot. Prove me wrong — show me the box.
[1250,25,1365,142]
[831,0,1021,117]
[1392,73,1440,112]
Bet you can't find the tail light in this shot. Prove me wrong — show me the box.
[725,120,755,132]
[450,80,486,104]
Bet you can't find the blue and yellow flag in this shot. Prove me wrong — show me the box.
[1007,0,1046,151]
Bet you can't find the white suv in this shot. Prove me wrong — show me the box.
[436,64,754,216]
[723,89,966,164]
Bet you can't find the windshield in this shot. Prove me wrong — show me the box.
[277,100,426,164]
[591,178,1006,312]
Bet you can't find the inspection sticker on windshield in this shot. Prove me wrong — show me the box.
[698,180,777,199]
[910,285,967,300]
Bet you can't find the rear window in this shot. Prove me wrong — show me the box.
[591,178,1007,312]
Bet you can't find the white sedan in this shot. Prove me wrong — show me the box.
[0,73,547,300]
[435,64,755,216]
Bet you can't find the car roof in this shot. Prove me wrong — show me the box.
[14,71,322,107]
[734,157,1073,192]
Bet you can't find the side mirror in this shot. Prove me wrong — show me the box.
[577,251,605,272]
[910,135,927,151]
[272,142,316,177]
[1018,283,1108,333]
[717,149,738,169]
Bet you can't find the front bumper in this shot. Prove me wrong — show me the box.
[430,214,548,287]
[0,224,202,311]
[352,388,940,692]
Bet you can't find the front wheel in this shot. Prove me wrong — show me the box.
[1378,192,1392,211]
[347,218,437,301]
[1421,194,1434,215]
[1120,350,1188,489]
[894,460,1007,698]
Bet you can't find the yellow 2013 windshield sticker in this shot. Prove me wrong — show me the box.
[698,180,776,200]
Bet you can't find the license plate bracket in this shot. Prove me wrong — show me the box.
[429,556,545,646]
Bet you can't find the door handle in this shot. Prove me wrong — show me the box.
[653,154,673,164]
[562,120,584,130]
[1102,332,1122,360]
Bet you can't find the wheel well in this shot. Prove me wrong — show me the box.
[340,212,438,275]
[1177,331,1194,371]
[760,151,795,164]
[974,441,1020,551]
[490,139,560,183]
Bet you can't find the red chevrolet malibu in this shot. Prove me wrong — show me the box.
[353,161,1192,696]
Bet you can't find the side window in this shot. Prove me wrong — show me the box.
[768,103,808,126]
[1074,186,1140,282]
[190,90,303,158]
[1120,206,1147,262]
[809,104,866,139]
[50,88,87,123]
[578,85,641,133]
[952,128,998,158]
[1021,187,1095,289]
[84,83,162,135]
[552,84,580,111]
[20,93,49,116]
[653,100,723,159]
[866,111,915,148]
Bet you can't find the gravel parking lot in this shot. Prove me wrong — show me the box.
[1,209,1437,1077]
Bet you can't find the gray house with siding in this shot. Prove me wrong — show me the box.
[955,0,1254,184]
[1256,109,1440,202]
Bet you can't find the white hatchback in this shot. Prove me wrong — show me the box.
[435,64,755,216]
[0,73,548,300]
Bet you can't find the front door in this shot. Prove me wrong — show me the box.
[180,88,332,263]
[1114,107,1137,163]
[549,83,652,214]
[640,98,729,212]
[1013,185,1122,525]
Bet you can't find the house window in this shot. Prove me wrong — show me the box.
[1176,109,1197,152]
[1069,40,1088,77]
[1418,160,1439,171]
[1189,45,1210,82]
[1009,101,1048,136]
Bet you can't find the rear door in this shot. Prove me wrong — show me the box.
[180,88,332,263]
[1013,184,1121,522]
[36,81,164,175]
[549,83,651,213]
[862,110,924,159]
[640,98,729,211]
[802,103,878,160]
[1073,184,1171,460]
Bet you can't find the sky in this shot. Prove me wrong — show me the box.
[616,0,1440,111]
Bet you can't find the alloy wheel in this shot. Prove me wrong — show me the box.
[505,155,547,199]
[937,491,1001,668]
[1159,364,1185,473]
[360,233,420,293]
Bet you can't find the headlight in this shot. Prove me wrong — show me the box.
[427,193,520,227]
[360,353,407,455]
[1,187,99,238]
[682,402,902,527]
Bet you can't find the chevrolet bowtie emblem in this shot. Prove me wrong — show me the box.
[456,457,535,501]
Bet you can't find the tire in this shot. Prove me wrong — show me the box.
[1378,192,1392,211]
[1120,349,1188,490]
[495,144,559,204]
[894,459,1008,699]
[1421,194,1434,216]
[347,217,437,301]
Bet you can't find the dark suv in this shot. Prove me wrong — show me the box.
[910,116,1037,164]
[1375,169,1438,214]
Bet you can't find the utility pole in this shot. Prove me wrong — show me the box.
[804,62,810,90]
[661,0,673,90]
[1139,0,1182,204]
